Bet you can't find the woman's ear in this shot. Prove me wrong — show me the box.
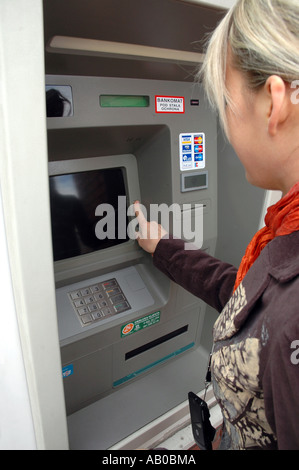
[266,75,289,137]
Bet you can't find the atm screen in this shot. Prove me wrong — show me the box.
[49,168,129,261]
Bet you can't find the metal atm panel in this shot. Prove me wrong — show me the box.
[47,74,218,447]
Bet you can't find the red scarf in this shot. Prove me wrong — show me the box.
[234,182,299,292]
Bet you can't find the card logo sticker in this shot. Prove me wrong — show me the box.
[155,96,185,114]
[121,311,161,337]
[62,364,73,379]
[180,133,205,171]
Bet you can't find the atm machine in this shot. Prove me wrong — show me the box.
[46,72,217,448]
[0,0,268,451]
[42,0,228,450]
[43,0,266,450]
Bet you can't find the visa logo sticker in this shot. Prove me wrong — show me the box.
[180,132,205,171]
[62,364,73,379]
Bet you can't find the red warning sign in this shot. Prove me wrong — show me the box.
[155,96,185,114]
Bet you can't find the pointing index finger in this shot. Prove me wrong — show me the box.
[134,201,147,226]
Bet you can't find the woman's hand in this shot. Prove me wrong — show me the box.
[134,201,168,255]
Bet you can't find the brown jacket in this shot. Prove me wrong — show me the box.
[153,232,299,449]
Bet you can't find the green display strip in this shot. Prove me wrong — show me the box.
[121,311,160,338]
[100,95,150,108]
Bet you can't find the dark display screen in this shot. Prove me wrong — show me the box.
[49,168,128,261]
[184,173,207,190]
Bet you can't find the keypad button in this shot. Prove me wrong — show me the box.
[81,314,92,324]
[80,288,91,296]
[102,279,117,290]
[91,311,104,320]
[94,292,104,301]
[78,306,89,316]
[90,284,102,293]
[106,287,121,297]
[88,303,98,312]
[70,291,81,300]
[101,307,113,316]
[109,294,125,304]
[84,295,95,304]
[113,301,130,313]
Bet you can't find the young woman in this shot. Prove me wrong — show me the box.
[134,0,299,450]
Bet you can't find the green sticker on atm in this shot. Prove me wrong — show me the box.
[121,311,160,337]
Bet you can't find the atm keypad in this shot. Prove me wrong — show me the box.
[68,278,131,326]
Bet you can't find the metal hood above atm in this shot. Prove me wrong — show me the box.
[43,0,230,81]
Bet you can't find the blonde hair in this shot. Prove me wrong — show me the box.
[199,0,299,134]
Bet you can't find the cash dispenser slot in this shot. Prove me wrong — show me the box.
[125,325,188,360]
